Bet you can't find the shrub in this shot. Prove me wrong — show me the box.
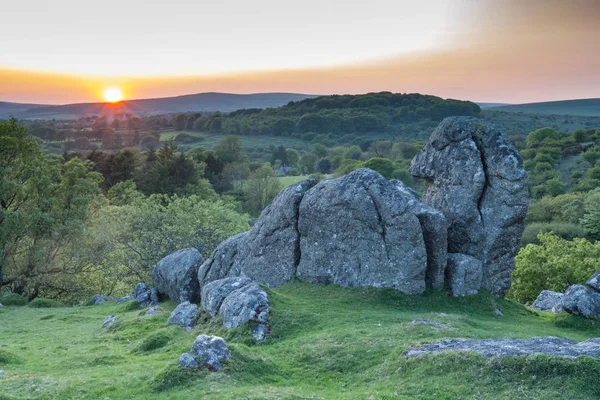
[520,222,587,247]
[0,294,28,306]
[28,298,62,308]
[510,233,600,304]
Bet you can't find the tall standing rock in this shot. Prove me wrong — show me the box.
[152,248,203,304]
[297,169,428,294]
[410,117,528,296]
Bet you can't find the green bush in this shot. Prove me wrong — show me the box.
[510,233,600,304]
[521,222,587,247]
[28,298,62,308]
[0,294,28,306]
[0,349,23,365]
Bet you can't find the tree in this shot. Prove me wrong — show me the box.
[510,233,600,304]
[581,190,600,239]
[312,143,328,158]
[316,158,332,174]
[271,145,289,166]
[299,153,318,174]
[363,158,395,178]
[0,118,43,286]
[214,136,247,164]
[285,148,300,167]
[91,195,250,285]
[243,164,283,215]
[174,114,186,131]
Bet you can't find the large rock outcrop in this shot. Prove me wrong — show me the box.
[198,180,317,288]
[199,169,432,294]
[297,169,427,293]
[562,284,600,320]
[410,117,528,296]
[152,248,203,304]
[195,118,526,297]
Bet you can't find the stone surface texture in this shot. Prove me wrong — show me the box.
[152,248,203,304]
[445,253,483,297]
[131,283,159,307]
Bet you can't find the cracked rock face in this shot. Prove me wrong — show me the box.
[198,180,318,288]
[297,169,427,294]
[404,337,600,359]
[152,248,203,304]
[410,117,528,296]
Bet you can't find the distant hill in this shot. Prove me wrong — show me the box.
[0,92,318,119]
[489,98,600,117]
[0,101,45,118]
[477,102,511,109]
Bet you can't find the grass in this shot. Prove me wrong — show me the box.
[1,282,600,399]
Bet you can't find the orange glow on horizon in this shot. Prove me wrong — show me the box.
[103,86,123,103]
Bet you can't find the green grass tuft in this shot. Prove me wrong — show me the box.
[28,298,63,308]
[134,330,173,353]
[0,350,23,365]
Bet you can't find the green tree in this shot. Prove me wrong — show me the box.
[363,158,395,179]
[214,136,247,164]
[243,164,283,215]
[510,233,600,304]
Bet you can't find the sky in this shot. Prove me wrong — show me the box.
[1,0,599,104]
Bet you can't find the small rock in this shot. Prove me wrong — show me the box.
[144,306,161,316]
[219,283,269,329]
[494,308,503,316]
[410,318,450,329]
[116,296,132,304]
[0,370,4,377]
[167,301,199,330]
[91,295,113,305]
[0,303,3,307]
[152,248,204,304]
[179,335,231,371]
[201,277,253,317]
[103,315,117,328]
[252,324,268,341]
[562,284,600,320]
[531,290,564,313]
[131,283,159,307]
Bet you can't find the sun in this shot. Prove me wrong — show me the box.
[103,86,123,103]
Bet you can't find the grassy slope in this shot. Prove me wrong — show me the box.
[1,283,600,399]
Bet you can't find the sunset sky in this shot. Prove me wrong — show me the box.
[1,0,599,104]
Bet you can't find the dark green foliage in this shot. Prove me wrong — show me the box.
[28,298,62,308]
[521,222,588,246]
[0,294,28,306]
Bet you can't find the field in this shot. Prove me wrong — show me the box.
[159,130,312,160]
[1,282,600,399]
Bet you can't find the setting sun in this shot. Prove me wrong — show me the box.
[103,86,123,103]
